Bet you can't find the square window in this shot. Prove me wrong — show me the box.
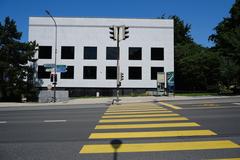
[151,48,164,60]
[61,46,74,59]
[106,67,117,79]
[106,47,119,60]
[151,67,164,80]
[129,47,142,60]
[84,47,97,59]
[129,67,142,80]
[83,66,97,79]
[60,66,74,79]
[38,46,52,59]
[37,66,50,79]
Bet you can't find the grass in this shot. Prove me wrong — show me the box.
[175,92,218,96]
[70,92,220,99]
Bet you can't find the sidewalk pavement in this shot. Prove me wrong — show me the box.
[0,95,239,108]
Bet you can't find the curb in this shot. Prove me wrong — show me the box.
[0,95,239,108]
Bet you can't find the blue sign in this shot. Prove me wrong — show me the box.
[43,64,55,68]
[56,65,67,73]
[167,72,174,92]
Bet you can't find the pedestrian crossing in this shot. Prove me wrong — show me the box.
[89,129,216,139]
[95,122,200,129]
[80,140,239,154]
[79,102,240,159]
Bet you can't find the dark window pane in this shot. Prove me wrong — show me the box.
[83,66,97,79]
[129,67,142,80]
[38,46,52,59]
[129,47,142,60]
[61,46,74,59]
[60,66,74,79]
[84,47,97,59]
[106,67,117,79]
[151,67,164,80]
[151,48,164,60]
[37,66,50,79]
[106,47,119,60]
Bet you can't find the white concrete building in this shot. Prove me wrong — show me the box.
[29,17,174,96]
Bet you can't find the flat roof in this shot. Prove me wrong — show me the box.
[29,16,173,28]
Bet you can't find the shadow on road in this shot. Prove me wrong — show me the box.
[110,139,122,160]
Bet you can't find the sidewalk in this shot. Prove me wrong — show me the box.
[0,95,239,108]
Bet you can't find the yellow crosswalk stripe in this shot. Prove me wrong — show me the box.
[89,129,216,139]
[80,140,240,154]
[208,158,240,160]
[107,108,164,112]
[95,122,200,129]
[109,106,163,109]
[159,102,182,109]
[106,108,168,113]
[99,117,188,123]
[111,103,160,108]
[104,110,172,115]
[107,106,164,110]
[102,113,180,119]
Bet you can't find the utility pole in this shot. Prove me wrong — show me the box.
[116,27,120,102]
[45,10,57,102]
[109,25,129,103]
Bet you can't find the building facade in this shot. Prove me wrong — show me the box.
[29,17,174,96]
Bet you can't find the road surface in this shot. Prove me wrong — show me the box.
[0,97,240,160]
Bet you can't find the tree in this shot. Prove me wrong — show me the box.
[0,17,38,101]
[209,0,240,88]
[161,15,221,92]
[175,43,221,91]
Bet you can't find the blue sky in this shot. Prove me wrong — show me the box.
[0,0,235,47]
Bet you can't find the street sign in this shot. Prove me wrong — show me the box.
[47,84,52,90]
[43,64,55,68]
[56,65,67,73]
[167,72,175,92]
[45,68,54,72]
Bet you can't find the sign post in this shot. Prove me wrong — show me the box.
[157,72,165,96]
[167,72,175,96]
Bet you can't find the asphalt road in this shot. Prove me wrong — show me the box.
[0,97,240,160]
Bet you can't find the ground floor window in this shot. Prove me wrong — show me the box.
[83,66,97,79]
[106,66,117,79]
[37,66,50,79]
[129,67,142,80]
[151,67,164,80]
[60,66,74,79]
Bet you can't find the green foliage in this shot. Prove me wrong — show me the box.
[161,15,221,92]
[0,17,38,101]
[175,43,221,91]
[159,15,193,44]
[209,0,240,88]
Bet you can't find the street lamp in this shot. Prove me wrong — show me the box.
[45,10,57,102]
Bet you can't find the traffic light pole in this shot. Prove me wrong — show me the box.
[109,25,129,104]
[46,10,57,102]
[116,27,120,103]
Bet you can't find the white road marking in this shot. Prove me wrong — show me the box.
[0,121,7,124]
[233,103,240,105]
[43,120,67,123]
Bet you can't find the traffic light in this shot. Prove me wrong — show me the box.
[50,73,57,84]
[109,26,117,40]
[122,26,129,40]
[120,72,124,81]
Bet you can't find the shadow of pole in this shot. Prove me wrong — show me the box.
[110,139,122,160]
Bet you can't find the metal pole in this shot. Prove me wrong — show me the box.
[45,10,57,102]
[116,27,120,102]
